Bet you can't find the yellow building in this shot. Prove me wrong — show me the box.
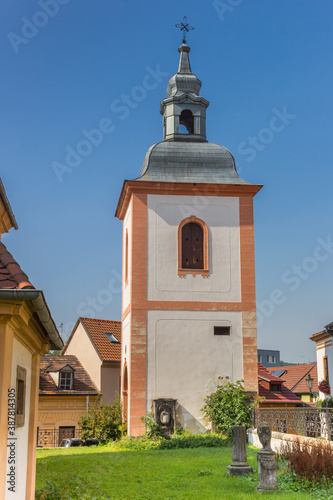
[38,355,99,447]
[0,179,63,499]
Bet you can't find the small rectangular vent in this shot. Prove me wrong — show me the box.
[214,326,231,336]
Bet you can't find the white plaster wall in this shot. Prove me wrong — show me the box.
[122,199,132,313]
[147,310,243,432]
[6,338,32,500]
[65,323,102,391]
[316,342,333,399]
[147,195,241,302]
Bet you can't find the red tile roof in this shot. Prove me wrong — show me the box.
[267,363,318,394]
[39,355,98,396]
[258,363,302,404]
[258,364,285,383]
[46,362,76,372]
[0,178,18,231]
[0,242,34,289]
[63,317,121,362]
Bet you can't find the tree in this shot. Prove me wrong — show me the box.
[79,397,124,442]
[201,380,254,436]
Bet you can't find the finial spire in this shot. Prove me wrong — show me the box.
[175,17,194,44]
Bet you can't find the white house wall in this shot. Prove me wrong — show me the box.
[6,338,32,500]
[147,194,241,302]
[146,310,243,432]
[64,323,102,391]
[315,340,333,399]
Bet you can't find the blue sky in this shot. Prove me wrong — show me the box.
[1,0,332,363]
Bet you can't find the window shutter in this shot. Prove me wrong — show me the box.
[182,222,203,269]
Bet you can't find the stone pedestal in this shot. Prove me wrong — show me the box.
[256,450,278,491]
[227,425,253,476]
[255,423,278,491]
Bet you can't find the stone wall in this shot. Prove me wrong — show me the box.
[248,428,333,453]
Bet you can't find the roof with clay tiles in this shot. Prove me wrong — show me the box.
[39,355,98,396]
[267,363,318,394]
[63,317,121,362]
[258,363,285,383]
[0,242,34,289]
[258,363,302,404]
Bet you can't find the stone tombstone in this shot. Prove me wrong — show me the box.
[227,425,253,476]
[256,422,278,492]
[153,399,176,437]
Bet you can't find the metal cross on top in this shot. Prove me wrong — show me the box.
[175,17,194,44]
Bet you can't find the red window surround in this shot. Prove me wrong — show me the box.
[178,216,209,277]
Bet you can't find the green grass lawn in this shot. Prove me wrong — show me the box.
[35,445,317,500]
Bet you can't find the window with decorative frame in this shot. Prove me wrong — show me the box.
[178,216,209,277]
[324,356,329,382]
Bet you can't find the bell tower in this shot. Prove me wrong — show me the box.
[161,43,209,142]
[116,35,262,436]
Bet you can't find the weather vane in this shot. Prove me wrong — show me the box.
[175,17,194,44]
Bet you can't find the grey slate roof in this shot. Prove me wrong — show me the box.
[137,141,252,184]
[166,43,202,97]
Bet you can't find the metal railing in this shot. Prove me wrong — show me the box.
[37,428,82,448]
[253,408,333,439]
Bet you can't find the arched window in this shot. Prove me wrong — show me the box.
[182,223,203,269]
[179,109,194,134]
[178,216,209,276]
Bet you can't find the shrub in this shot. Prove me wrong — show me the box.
[201,380,254,436]
[158,431,230,449]
[140,412,161,439]
[280,437,333,486]
[78,397,123,442]
[319,396,333,408]
[105,431,229,451]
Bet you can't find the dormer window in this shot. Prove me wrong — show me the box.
[59,367,74,390]
[270,383,281,392]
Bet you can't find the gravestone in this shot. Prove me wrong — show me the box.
[256,422,278,491]
[227,425,253,475]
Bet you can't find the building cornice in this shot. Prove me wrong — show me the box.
[115,180,262,220]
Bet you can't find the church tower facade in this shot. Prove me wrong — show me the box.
[116,42,261,436]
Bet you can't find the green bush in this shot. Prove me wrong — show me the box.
[318,396,333,408]
[140,412,161,439]
[105,431,229,451]
[78,397,123,442]
[201,380,254,436]
[158,431,230,449]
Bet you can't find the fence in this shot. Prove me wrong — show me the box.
[37,428,82,448]
[253,407,333,440]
